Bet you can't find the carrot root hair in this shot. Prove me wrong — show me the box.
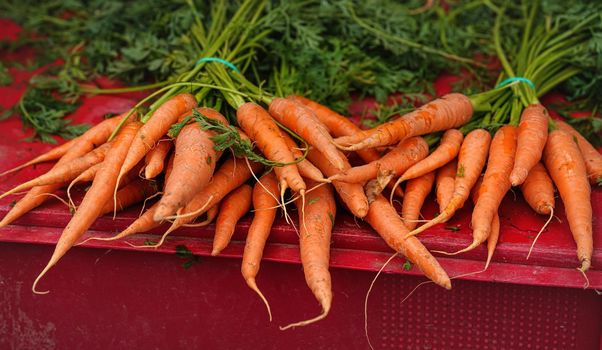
[432,240,479,256]
[364,252,398,350]
[526,206,554,260]
[246,278,273,322]
[279,307,330,331]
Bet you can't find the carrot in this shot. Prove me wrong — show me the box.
[242,172,280,321]
[366,195,451,289]
[212,184,253,256]
[556,120,602,185]
[237,102,305,195]
[281,179,336,330]
[0,143,111,200]
[470,175,499,269]
[405,128,492,237]
[329,137,429,183]
[153,107,227,221]
[144,140,172,179]
[0,138,77,177]
[436,159,457,212]
[100,178,158,215]
[334,94,472,151]
[543,129,592,272]
[461,125,517,255]
[116,93,197,189]
[269,97,347,171]
[289,95,381,164]
[520,162,555,215]
[509,104,549,186]
[32,120,141,294]
[391,129,463,195]
[278,128,327,183]
[307,148,369,218]
[401,171,435,230]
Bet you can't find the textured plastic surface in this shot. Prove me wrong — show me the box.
[0,18,601,349]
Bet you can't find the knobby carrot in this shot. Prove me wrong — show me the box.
[153,107,227,221]
[556,120,602,185]
[307,148,369,218]
[269,97,347,171]
[242,172,280,321]
[212,184,253,256]
[405,128,492,237]
[281,179,336,330]
[509,104,549,186]
[329,137,428,183]
[33,120,141,294]
[401,171,435,230]
[436,159,458,212]
[237,102,305,195]
[366,195,451,289]
[144,140,172,179]
[334,93,472,151]
[543,129,592,272]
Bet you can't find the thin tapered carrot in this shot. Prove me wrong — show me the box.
[509,104,549,186]
[289,95,381,164]
[436,159,458,212]
[401,171,435,230]
[329,137,428,183]
[461,125,517,255]
[470,176,499,269]
[269,97,347,171]
[520,162,555,215]
[144,140,172,179]
[556,120,602,185]
[366,195,451,289]
[116,93,197,190]
[334,94,472,151]
[405,128,492,237]
[391,128,463,195]
[306,148,369,218]
[153,107,227,221]
[0,138,77,177]
[281,179,336,330]
[212,184,253,256]
[32,120,142,294]
[543,129,592,272]
[100,178,158,215]
[0,143,111,200]
[242,172,280,321]
[237,102,305,195]
[278,128,327,183]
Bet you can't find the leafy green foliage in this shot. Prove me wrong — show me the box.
[0,62,12,86]
[402,259,412,271]
[175,245,200,269]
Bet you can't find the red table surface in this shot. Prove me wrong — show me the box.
[0,18,600,350]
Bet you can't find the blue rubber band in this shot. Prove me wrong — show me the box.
[195,57,240,73]
[496,77,535,90]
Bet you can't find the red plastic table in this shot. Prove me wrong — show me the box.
[0,19,600,349]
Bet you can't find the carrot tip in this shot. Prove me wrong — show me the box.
[279,307,329,331]
[210,248,220,256]
[246,278,273,322]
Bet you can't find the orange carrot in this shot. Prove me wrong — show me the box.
[401,171,435,230]
[436,159,458,212]
[470,176,499,269]
[242,172,280,321]
[237,102,305,195]
[543,129,592,272]
[144,140,172,179]
[281,179,336,329]
[334,94,472,151]
[405,128,492,237]
[307,148,369,218]
[509,104,549,186]
[212,184,253,256]
[269,97,347,171]
[330,136,428,184]
[289,95,381,163]
[520,162,555,215]
[366,195,451,289]
[117,93,197,189]
[33,120,141,294]
[0,143,111,200]
[153,107,227,221]
[100,178,158,215]
[465,125,517,254]
[0,138,77,177]
[277,128,327,183]
[556,120,602,185]
[391,129,463,194]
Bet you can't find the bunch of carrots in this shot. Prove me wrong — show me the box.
[0,0,600,330]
